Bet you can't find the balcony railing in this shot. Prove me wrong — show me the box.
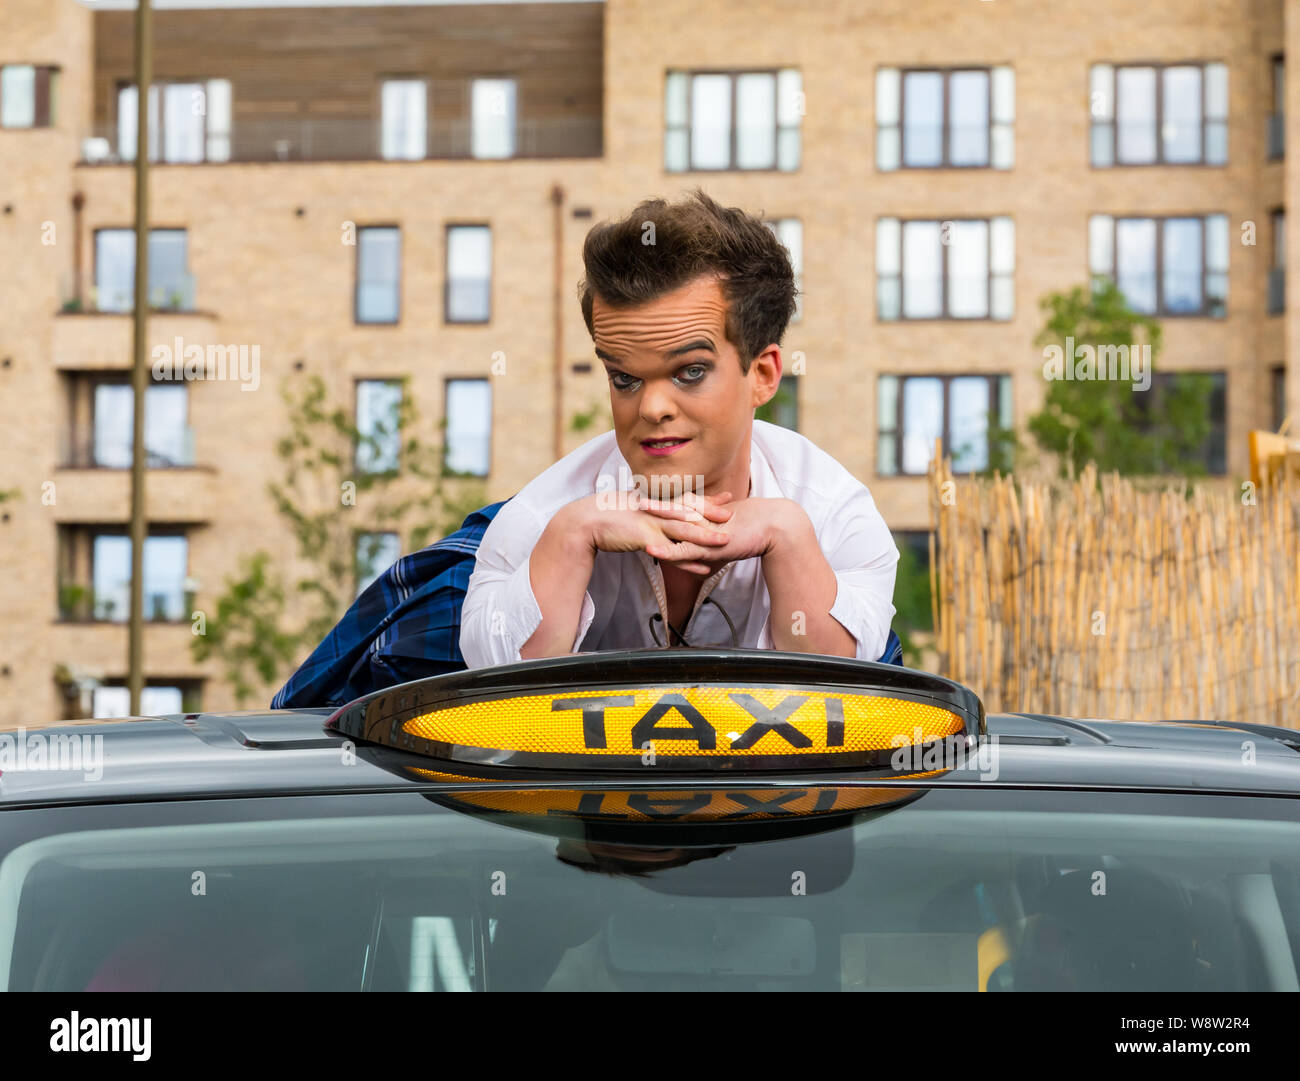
[79,114,602,165]
[1268,113,1285,160]
[1269,267,1286,315]
[60,427,196,470]
[59,271,197,315]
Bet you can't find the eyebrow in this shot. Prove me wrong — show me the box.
[596,340,718,367]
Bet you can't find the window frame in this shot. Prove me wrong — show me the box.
[378,76,429,161]
[898,67,993,170]
[354,224,403,326]
[877,216,1015,322]
[354,529,403,598]
[1089,60,1228,168]
[443,223,493,325]
[664,67,802,174]
[1089,213,1228,318]
[60,525,192,625]
[1129,369,1228,476]
[114,78,231,163]
[72,373,192,470]
[91,226,193,313]
[442,376,493,478]
[0,63,58,128]
[876,372,1011,477]
[353,377,404,475]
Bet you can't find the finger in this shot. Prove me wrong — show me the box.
[657,518,730,546]
[647,541,719,566]
[637,498,709,523]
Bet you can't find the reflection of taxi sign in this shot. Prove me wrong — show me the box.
[328,649,984,773]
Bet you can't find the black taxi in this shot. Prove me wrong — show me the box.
[2,648,1299,992]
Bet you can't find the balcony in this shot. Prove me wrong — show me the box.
[50,463,217,524]
[1269,267,1286,315]
[79,114,602,166]
[1268,113,1285,160]
[52,305,220,370]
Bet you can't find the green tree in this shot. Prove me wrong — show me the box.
[1014,279,1214,478]
[192,375,486,706]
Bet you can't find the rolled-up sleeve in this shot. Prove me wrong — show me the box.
[812,486,900,662]
[459,500,597,669]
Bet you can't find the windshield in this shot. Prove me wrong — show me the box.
[3,787,1299,991]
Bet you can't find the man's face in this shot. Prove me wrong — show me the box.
[591,275,781,493]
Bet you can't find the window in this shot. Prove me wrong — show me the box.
[92,684,188,719]
[1089,214,1229,317]
[355,379,403,474]
[755,375,799,431]
[1270,209,1285,315]
[355,532,402,597]
[1132,371,1227,475]
[1272,366,1287,432]
[93,229,193,312]
[1090,62,1227,166]
[877,66,1013,170]
[763,218,803,321]
[87,381,191,469]
[0,64,57,128]
[381,79,427,160]
[117,80,231,163]
[444,378,491,476]
[87,533,189,622]
[877,374,1012,476]
[877,217,1014,321]
[445,225,492,323]
[356,227,401,324]
[471,78,516,159]
[664,69,802,172]
[1269,55,1284,160]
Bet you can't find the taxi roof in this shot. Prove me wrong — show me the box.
[1,708,1300,809]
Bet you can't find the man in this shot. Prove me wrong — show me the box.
[460,189,898,667]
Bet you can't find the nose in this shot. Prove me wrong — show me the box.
[638,380,678,426]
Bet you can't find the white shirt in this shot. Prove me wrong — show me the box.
[460,419,900,668]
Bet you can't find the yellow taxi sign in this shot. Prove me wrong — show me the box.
[327,649,984,773]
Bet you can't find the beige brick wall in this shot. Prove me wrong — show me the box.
[0,0,1292,722]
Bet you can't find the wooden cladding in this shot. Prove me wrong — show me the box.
[91,3,603,161]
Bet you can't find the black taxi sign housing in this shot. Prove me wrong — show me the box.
[326,648,985,773]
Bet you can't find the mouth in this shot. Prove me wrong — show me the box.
[639,436,691,457]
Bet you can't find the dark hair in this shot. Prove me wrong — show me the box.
[577,188,797,374]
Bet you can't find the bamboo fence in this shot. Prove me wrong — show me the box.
[928,457,1300,727]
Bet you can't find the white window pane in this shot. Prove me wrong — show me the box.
[902,221,942,318]
[991,122,1014,168]
[776,126,800,171]
[93,687,131,719]
[445,379,492,476]
[94,384,134,468]
[876,68,900,125]
[950,376,991,472]
[1090,121,1115,167]
[1205,62,1228,119]
[735,72,775,169]
[690,74,731,169]
[117,84,138,159]
[93,535,132,622]
[1089,215,1114,275]
[876,217,901,275]
[776,69,802,127]
[356,380,402,473]
[948,71,989,166]
[95,230,135,313]
[948,220,989,318]
[140,686,183,716]
[471,78,515,159]
[1089,64,1114,120]
[143,536,187,621]
[877,126,900,171]
[1,65,36,128]
[775,219,802,320]
[902,72,943,166]
[665,71,688,126]
[991,66,1015,123]
[381,80,426,160]
[1163,218,1203,313]
[1205,213,1229,272]
[145,384,189,466]
[901,377,943,473]
[1161,66,1202,163]
[991,275,1015,320]
[877,375,898,430]
[447,226,491,321]
[357,227,401,323]
[1116,66,1156,163]
[1116,218,1157,313]
[664,128,688,171]
[163,83,205,163]
[205,78,231,162]
[990,217,1015,273]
